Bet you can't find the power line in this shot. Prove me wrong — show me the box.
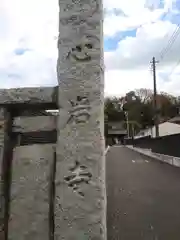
[149,11,180,87]
[168,58,180,76]
[156,25,180,77]
[159,26,180,61]
[157,7,180,61]
[163,27,180,76]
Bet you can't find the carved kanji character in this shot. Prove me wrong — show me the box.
[64,160,92,196]
[67,96,91,124]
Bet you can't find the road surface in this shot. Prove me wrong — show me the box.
[106,146,180,240]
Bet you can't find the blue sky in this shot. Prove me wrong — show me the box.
[0,0,180,96]
[14,48,30,56]
[104,29,137,51]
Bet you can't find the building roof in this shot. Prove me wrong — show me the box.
[168,116,180,124]
[108,130,127,135]
[135,122,180,138]
[107,121,127,136]
[108,121,124,128]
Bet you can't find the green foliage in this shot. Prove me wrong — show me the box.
[104,97,125,122]
[104,88,179,134]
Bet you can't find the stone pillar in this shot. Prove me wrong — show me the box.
[55,0,106,239]
[0,108,6,240]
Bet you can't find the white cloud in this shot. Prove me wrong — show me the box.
[104,0,147,15]
[0,0,58,88]
[104,3,165,36]
[0,0,180,98]
[104,0,180,97]
[105,69,153,97]
[105,66,180,97]
[105,20,178,71]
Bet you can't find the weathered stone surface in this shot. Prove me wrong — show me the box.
[0,108,14,240]
[55,0,106,239]
[0,108,6,145]
[9,144,54,240]
[0,108,6,239]
[13,116,57,132]
[0,87,58,105]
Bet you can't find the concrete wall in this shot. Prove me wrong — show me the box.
[9,144,54,240]
[149,122,180,138]
[132,133,180,158]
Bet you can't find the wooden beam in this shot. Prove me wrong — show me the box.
[15,110,57,117]
[0,87,58,111]
[13,130,57,146]
[13,116,57,133]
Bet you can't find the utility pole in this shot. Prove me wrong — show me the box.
[150,57,159,137]
[132,123,134,139]
[125,111,130,138]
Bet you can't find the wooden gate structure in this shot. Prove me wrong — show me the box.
[0,86,58,239]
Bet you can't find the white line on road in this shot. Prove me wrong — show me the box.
[105,145,110,155]
[132,159,149,163]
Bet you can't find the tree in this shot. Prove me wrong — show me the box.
[140,103,154,128]
[148,92,178,121]
[160,92,177,104]
[104,97,125,122]
[135,88,153,103]
[105,88,179,137]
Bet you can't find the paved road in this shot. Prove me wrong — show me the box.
[106,146,180,240]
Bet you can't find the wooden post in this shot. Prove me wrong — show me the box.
[49,149,56,240]
[0,108,14,240]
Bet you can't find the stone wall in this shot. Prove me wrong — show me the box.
[0,113,57,239]
[9,144,54,240]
